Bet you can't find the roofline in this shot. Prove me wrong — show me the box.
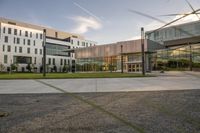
[75,39,148,51]
[0,17,84,39]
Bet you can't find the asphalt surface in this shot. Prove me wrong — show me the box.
[0,90,200,133]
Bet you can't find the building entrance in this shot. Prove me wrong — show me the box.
[128,63,141,72]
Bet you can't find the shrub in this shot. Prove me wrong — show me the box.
[0,63,5,72]
[26,64,32,72]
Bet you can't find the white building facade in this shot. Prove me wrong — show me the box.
[0,18,97,72]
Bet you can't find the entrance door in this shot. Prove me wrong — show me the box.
[128,64,141,72]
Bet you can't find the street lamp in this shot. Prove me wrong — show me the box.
[141,27,145,76]
[43,29,46,77]
[189,43,193,71]
[121,45,124,73]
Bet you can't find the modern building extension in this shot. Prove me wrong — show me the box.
[75,40,162,72]
[75,20,200,72]
[146,20,200,71]
[0,17,97,72]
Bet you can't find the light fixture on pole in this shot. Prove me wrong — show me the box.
[43,29,46,77]
[121,45,124,73]
[141,27,145,76]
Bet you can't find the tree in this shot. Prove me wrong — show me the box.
[0,63,5,72]
[53,65,57,72]
[11,63,18,72]
[26,64,32,72]
[62,64,69,72]
[40,65,43,73]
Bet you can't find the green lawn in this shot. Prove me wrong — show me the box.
[0,72,153,79]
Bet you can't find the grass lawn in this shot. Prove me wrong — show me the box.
[0,72,153,79]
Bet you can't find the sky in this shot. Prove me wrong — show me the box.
[0,0,200,44]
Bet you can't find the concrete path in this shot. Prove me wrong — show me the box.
[0,71,199,94]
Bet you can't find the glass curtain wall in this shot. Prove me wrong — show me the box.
[76,56,121,72]
[76,53,144,72]
[154,43,200,70]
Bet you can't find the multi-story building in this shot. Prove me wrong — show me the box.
[0,17,97,72]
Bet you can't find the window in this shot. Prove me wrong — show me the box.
[36,33,38,39]
[48,58,51,65]
[8,28,12,34]
[14,29,17,35]
[82,42,85,46]
[4,36,8,43]
[23,39,26,45]
[64,59,67,65]
[15,46,17,52]
[40,34,43,39]
[19,47,22,53]
[25,31,28,37]
[71,39,73,44]
[35,48,38,54]
[19,30,22,36]
[14,56,31,64]
[17,38,20,44]
[53,58,55,65]
[3,27,6,33]
[77,41,80,46]
[40,49,42,55]
[27,48,30,54]
[13,37,16,44]
[60,59,63,65]
[86,43,88,47]
[34,40,36,46]
[30,32,32,38]
[3,45,5,52]
[4,55,8,64]
[27,39,31,45]
[7,45,11,52]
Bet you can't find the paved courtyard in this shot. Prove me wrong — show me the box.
[0,71,200,94]
[0,71,200,133]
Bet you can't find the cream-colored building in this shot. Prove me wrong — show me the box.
[0,17,97,72]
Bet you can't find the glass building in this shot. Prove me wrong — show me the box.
[75,40,163,72]
[74,20,200,72]
[146,20,200,70]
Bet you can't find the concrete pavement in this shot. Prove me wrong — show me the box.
[0,71,199,94]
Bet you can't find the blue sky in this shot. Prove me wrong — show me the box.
[0,0,200,44]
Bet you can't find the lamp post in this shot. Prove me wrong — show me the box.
[121,45,124,73]
[189,44,193,71]
[43,29,46,77]
[141,27,145,76]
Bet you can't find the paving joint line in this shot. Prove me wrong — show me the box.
[35,79,145,133]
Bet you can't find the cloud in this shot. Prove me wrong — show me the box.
[172,14,199,25]
[70,16,102,34]
[73,2,101,21]
[145,14,199,31]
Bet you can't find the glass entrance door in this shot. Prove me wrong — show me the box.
[128,64,141,72]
